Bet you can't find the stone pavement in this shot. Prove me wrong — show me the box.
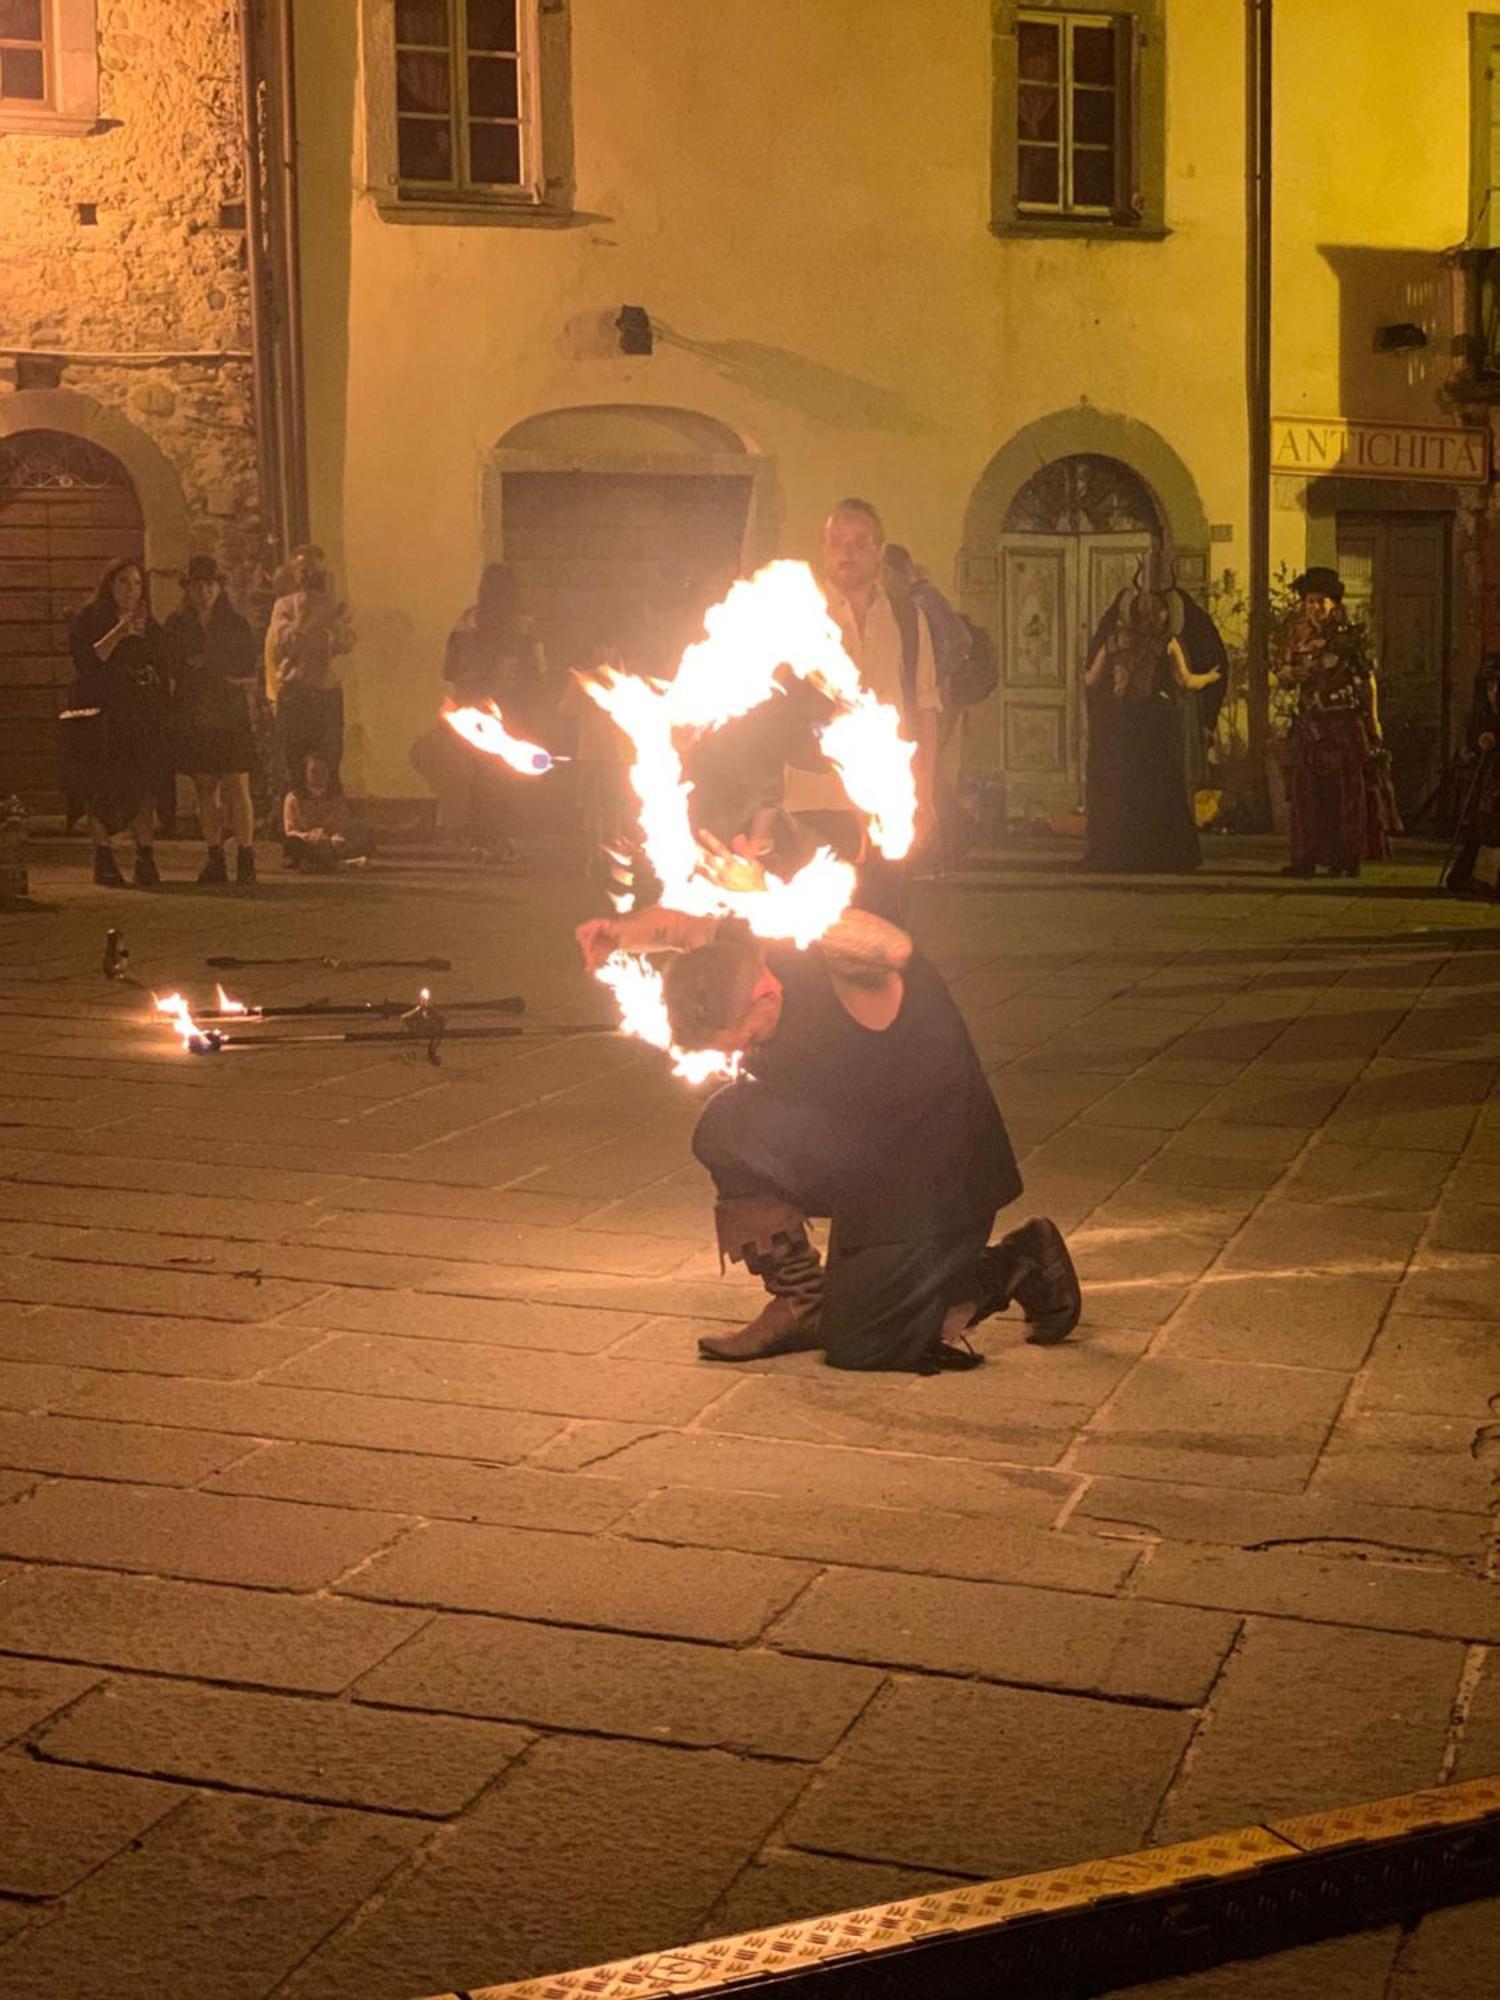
[0,841,1495,2000]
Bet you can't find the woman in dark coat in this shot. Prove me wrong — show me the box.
[164,555,260,886]
[66,557,172,888]
[1275,568,1394,878]
[1081,589,1220,872]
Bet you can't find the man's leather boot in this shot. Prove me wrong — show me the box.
[970,1216,1081,1346]
[698,1196,824,1362]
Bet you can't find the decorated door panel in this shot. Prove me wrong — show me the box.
[998,536,1076,814]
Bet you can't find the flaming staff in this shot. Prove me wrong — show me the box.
[442,699,557,775]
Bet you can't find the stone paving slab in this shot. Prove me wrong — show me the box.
[0,855,1496,1999]
[352,1611,881,1759]
[35,1678,534,1815]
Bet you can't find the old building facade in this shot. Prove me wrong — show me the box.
[0,0,264,802]
[5,1,1497,818]
[287,0,1497,814]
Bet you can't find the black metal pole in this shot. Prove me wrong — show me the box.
[196,994,526,1022]
[1245,0,1274,826]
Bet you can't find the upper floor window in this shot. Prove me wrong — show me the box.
[361,0,571,219]
[0,0,97,136]
[1,0,49,109]
[1017,12,1123,215]
[992,0,1165,239]
[396,0,532,195]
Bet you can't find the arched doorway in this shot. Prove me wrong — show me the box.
[489,405,770,679]
[0,431,145,804]
[995,454,1161,817]
[961,409,1209,819]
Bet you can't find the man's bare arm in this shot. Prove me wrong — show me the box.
[820,910,913,984]
[576,907,715,970]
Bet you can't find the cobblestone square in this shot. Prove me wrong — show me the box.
[0,846,1496,1998]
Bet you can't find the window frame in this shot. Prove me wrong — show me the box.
[0,0,97,137]
[362,0,573,224]
[992,0,1166,241]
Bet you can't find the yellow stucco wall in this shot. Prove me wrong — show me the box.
[295,0,1482,794]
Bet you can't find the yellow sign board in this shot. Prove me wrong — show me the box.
[1271,415,1489,485]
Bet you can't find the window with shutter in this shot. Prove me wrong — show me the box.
[0,0,97,136]
[993,0,1163,239]
[360,0,573,221]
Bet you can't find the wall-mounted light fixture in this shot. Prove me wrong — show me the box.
[616,306,653,356]
[1374,322,1429,352]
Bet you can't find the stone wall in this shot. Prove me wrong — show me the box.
[0,0,260,589]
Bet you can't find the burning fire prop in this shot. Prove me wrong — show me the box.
[580,560,918,1081]
[442,699,556,775]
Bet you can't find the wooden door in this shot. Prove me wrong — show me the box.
[500,471,753,678]
[1336,514,1448,815]
[997,531,1152,816]
[0,433,145,806]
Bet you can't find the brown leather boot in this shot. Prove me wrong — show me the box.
[970,1217,1082,1346]
[698,1196,824,1362]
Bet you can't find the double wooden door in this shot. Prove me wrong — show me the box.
[996,531,1154,817]
[1335,513,1449,818]
[0,433,145,805]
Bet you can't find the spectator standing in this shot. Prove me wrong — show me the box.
[165,555,260,885]
[265,545,354,785]
[66,557,172,888]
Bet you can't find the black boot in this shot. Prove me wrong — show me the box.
[235,847,258,886]
[132,848,162,889]
[698,1197,824,1362]
[198,847,228,885]
[972,1217,1082,1346]
[93,845,125,888]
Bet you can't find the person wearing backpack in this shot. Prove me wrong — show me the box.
[884,543,999,869]
[769,499,941,918]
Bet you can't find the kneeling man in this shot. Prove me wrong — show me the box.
[577,904,1080,1374]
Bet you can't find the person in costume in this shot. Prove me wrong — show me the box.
[1445,655,1500,899]
[1081,586,1220,872]
[576,895,1081,1375]
[1275,567,1396,878]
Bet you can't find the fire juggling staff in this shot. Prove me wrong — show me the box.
[576,891,1080,1373]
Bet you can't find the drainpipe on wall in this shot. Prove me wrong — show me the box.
[1244,0,1274,823]
[237,0,309,574]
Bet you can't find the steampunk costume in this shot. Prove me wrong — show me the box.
[1276,570,1396,877]
[690,941,1079,1373]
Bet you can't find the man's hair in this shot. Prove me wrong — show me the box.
[662,921,763,1051]
[826,496,884,543]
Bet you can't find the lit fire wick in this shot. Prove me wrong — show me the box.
[214,984,249,1016]
[153,992,223,1055]
[442,699,555,775]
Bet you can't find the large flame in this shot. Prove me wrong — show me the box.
[443,699,554,775]
[579,560,917,1079]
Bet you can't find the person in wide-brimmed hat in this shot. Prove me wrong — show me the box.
[164,555,260,885]
[1274,567,1398,879]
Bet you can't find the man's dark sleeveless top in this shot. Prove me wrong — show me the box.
[749,944,1022,1247]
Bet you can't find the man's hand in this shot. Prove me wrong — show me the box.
[575,917,625,971]
[698,830,766,897]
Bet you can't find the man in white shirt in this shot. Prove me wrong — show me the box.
[776,498,940,911]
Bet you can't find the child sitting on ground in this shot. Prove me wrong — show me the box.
[282,753,374,871]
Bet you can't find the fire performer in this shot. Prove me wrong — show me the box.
[576,892,1080,1374]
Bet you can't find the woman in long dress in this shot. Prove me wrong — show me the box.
[1082,589,1220,872]
[66,557,172,888]
[1276,567,1395,879]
